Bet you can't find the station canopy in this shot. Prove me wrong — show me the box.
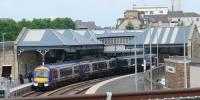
[16,29,103,50]
[127,26,194,47]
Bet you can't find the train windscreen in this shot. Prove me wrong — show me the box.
[34,70,49,78]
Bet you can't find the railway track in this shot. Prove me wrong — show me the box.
[22,76,117,97]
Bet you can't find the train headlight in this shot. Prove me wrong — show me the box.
[33,83,38,86]
[44,83,49,87]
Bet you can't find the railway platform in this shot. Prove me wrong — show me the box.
[86,73,145,94]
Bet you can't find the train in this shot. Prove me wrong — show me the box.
[33,54,156,89]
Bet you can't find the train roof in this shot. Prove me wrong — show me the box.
[117,55,144,60]
[45,58,112,69]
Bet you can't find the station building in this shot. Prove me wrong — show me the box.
[15,28,104,77]
[12,25,200,79]
[126,25,200,62]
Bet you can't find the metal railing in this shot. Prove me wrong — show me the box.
[5,88,200,100]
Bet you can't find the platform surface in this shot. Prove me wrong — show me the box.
[86,73,145,94]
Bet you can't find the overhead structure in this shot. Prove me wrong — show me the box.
[171,0,182,11]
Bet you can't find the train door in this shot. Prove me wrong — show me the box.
[74,65,80,77]
[92,63,99,72]
[109,59,117,69]
[79,64,90,75]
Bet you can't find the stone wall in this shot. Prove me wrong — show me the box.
[0,44,17,80]
[191,27,200,59]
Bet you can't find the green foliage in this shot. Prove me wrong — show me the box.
[0,17,75,41]
[51,18,75,29]
[0,19,19,41]
[125,22,134,30]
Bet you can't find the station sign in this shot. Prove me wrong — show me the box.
[166,66,176,74]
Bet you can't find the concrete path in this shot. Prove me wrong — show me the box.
[86,73,145,94]
[190,66,200,88]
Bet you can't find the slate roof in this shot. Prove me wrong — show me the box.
[144,15,169,23]
[168,11,200,18]
[128,26,192,45]
[95,31,143,38]
[16,29,102,47]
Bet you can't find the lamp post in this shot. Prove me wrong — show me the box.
[183,29,187,88]
[2,33,5,64]
[149,21,153,90]
[134,36,138,91]
[139,12,146,72]
[156,29,159,67]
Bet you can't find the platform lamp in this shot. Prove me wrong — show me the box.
[2,33,5,64]
[134,36,138,91]
[183,26,187,88]
[139,12,153,90]
[139,12,147,72]
[148,18,153,90]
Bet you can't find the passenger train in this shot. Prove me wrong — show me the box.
[33,55,156,89]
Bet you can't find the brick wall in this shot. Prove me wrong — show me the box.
[165,60,190,89]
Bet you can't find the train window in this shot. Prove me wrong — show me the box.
[74,66,80,74]
[92,63,99,71]
[118,59,128,67]
[137,58,143,64]
[98,62,107,70]
[131,59,135,65]
[109,60,116,68]
[81,64,90,72]
[60,68,72,78]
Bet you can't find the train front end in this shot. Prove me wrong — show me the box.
[33,66,51,89]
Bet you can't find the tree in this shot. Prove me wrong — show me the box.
[0,17,75,41]
[126,22,134,30]
[31,18,51,29]
[50,18,75,29]
[0,19,19,41]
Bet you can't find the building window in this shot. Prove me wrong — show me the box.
[197,18,199,22]
[159,10,163,14]
[150,11,154,15]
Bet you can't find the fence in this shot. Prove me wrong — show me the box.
[6,88,200,100]
[144,66,165,90]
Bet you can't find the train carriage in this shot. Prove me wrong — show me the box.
[33,55,155,90]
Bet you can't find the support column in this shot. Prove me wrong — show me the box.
[17,49,24,77]
[37,49,49,65]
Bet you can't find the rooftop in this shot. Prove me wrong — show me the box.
[128,26,193,45]
[168,11,200,17]
[16,29,102,47]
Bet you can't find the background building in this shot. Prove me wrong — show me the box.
[116,5,200,28]
[134,6,169,15]
[116,10,144,30]
[75,20,98,29]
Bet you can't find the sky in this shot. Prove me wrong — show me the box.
[0,0,199,27]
